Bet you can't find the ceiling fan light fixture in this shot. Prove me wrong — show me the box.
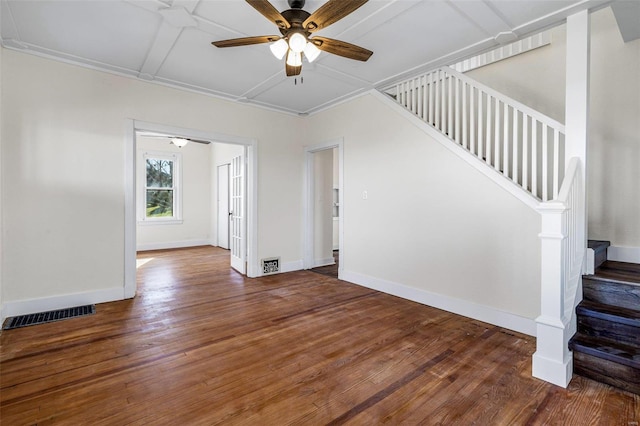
[286,50,302,67]
[170,138,189,148]
[270,39,288,59]
[304,42,321,62]
[288,32,307,53]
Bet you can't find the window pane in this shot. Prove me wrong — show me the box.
[146,189,174,217]
[146,159,173,188]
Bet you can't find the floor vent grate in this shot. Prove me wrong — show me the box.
[3,305,96,330]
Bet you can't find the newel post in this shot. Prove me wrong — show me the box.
[565,9,589,256]
[533,202,573,387]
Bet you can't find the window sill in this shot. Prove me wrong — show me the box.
[138,219,184,226]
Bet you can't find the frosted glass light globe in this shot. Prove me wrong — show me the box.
[288,32,307,53]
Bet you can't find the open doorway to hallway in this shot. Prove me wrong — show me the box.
[125,120,258,299]
[304,139,343,280]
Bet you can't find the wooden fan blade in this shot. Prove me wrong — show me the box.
[212,35,281,48]
[186,138,211,145]
[246,0,290,29]
[311,36,373,61]
[303,0,368,32]
[286,62,302,77]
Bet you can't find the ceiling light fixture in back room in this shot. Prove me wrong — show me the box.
[212,0,373,79]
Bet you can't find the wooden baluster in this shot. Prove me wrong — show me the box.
[504,103,510,179]
[523,114,529,192]
[411,78,417,114]
[428,72,434,125]
[495,99,501,172]
[513,109,519,184]
[542,124,549,201]
[422,75,428,122]
[455,77,460,144]
[478,92,484,159]
[435,70,440,130]
[553,128,560,198]
[448,73,453,137]
[462,81,468,150]
[531,119,538,198]
[486,95,492,166]
[470,86,476,154]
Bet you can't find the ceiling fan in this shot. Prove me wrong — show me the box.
[211,0,373,77]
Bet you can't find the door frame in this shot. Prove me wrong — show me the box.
[303,138,344,278]
[124,119,258,298]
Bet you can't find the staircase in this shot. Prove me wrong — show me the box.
[569,241,640,394]
[381,65,585,388]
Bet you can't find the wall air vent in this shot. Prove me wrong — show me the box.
[3,305,96,330]
[261,257,281,275]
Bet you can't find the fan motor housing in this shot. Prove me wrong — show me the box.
[279,9,312,36]
[288,0,305,9]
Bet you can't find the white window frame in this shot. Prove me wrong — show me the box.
[138,151,183,225]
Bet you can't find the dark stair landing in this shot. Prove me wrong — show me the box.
[570,260,640,395]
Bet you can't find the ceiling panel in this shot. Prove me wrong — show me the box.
[4,0,161,71]
[157,27,282,96]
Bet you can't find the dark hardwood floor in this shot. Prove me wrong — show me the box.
[1,246,638,424]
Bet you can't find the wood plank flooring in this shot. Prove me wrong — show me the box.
[1,246,638,425]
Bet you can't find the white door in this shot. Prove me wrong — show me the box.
[230,155,246,274]
[217,164,230,250]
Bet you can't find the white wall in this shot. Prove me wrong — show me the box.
[466,6,640,253]
[313,149,334,266]
[1,49,304,315]
[136,137,212,250]
[0,46,3,322]
[306,93,541,333]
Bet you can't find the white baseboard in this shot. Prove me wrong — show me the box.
[1,286,127,322]
[313,257,336,268]
[608,246,640,263]
[341,270,536,336]
[280,260,304,274]
[137,239,213,252]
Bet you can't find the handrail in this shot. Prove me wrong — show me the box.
[437,67,565,132]
[556,156,579,202]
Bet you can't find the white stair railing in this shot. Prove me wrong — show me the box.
[383,66,565,202]
[533,157,585,387]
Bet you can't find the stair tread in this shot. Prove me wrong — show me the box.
[570,333,640,369]
[590,261,640,285]
[577,300,640,326]
[588,240,610,253]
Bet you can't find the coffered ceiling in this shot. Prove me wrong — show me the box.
[0,0,611,115]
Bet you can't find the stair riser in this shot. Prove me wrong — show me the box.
[573,351,640,395]
[577,316,640,347]
[582,278,640,311]
[594,249,607,271]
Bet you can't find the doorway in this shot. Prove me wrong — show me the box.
[217,164,230,250]
[304,139,343,279]
[124,120,258,298]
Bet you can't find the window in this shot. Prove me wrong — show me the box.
[140,152,182,224]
